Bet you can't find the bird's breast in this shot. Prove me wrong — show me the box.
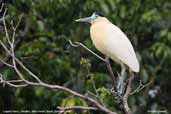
[90,23,109,56]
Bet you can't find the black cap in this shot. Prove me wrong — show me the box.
[95,11,105,17]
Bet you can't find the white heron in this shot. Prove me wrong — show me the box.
[75,12,139,73]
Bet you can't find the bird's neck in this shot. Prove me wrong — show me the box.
[91,17,110,25]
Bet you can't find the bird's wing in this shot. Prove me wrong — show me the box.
[106,23,139,72]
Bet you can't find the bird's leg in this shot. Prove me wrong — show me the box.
[120,63,126,79]
[117,63,126,97]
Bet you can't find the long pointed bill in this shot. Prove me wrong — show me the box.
[75,16,92,22]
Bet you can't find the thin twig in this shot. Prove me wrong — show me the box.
[11,14,23,32]
[0,74,28,88]
[6,82,28,88]
[2,8,11,45]
[87,90,99,98]
[0,58,14,68]
[0,3,4,12]
[129,80,152,95]
[68,40,106,62]
[0,35,42,83]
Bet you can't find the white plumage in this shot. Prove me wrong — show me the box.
[76,13,139,72]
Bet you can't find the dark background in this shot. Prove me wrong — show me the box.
[0,0,171,114]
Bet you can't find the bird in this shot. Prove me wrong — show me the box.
[75,12,139,73]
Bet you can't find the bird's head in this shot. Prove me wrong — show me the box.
[75,12,105,24]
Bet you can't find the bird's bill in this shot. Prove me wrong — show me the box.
[75,12,97,22]
[75,16,92,22]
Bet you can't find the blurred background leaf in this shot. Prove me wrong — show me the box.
[0,0,171,114]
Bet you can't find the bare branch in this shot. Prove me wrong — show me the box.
[69,40,106,62]
[129,80,152,95]
[87,90,99,98]
[0,74,28,88]
[5,82,28,88]
[0,55,11,68]
[2,8,11,45]
[14,49,43,83]
[0,39,42,83]
[31,82,117,114]
[121,73,134,114]
[0,58,13,68]
[11,14,23,31]
[0,3,4,12]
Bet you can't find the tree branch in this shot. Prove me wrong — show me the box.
[129,80,151,95]
[0,58,13,68]
[121,73,134,114]
[68,40,106,62]
[0,74,28,88]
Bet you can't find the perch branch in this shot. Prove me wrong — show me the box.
[121,73,134,114]
[68,40,106,62]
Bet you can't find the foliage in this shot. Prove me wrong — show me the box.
[0,0,171,114]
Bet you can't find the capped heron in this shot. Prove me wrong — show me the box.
[75,12,139,73]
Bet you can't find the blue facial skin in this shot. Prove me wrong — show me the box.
[91,12,98,19]
[75,12,99,22]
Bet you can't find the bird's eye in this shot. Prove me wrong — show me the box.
[95,15,99,18]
